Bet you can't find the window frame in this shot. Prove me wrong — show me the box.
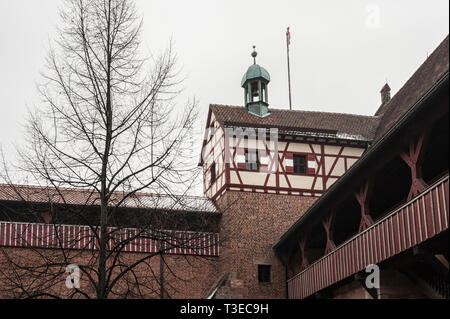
[245,149,259,171]
[293,154,307,175]
[210,162,216,185]
[258,264,271,284]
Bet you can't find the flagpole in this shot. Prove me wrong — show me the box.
[286,27,292,110]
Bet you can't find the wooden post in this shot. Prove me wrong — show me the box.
[160,253,165,299]
[355,179,374,232]
[400,132,430,201]
[322,211,336,254]
[299,237,309,270]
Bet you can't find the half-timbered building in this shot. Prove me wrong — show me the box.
[0,35,448,299]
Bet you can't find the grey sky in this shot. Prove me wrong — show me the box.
[0,0,449,184]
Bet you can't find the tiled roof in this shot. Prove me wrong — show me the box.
[0,184,218,214]
[373,35,449,142]
[211,37,449,146]
[210,105,380,142]
[275,35,449,250]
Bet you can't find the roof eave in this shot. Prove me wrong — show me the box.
[273,72,449,252]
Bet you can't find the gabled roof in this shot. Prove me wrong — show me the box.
[210,104,380,142]
[274,35,449,252]
[374,35,449,142]
[0,184,219,214]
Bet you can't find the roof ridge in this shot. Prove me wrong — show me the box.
[373,35,449,140]
[210,104,379,119]
[375,35,449,117]
[0,183,208,201]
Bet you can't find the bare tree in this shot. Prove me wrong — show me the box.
[0,0,220,299]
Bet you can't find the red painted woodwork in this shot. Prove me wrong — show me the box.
[400,133,430,201]
[322,212,336,254]
[204,122,363,200]
[0,222,220,257]
[285,152,294,173]
[307,154,316,175]
[299,237,309,269]
[224,142,356,194]
[355,180,374,232]
[288,175,449,299]
[237,146,246,170]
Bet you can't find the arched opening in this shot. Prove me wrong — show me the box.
[305,223,327,264]
[370,155,411,221]
[287,247,303,278]
[333,196,361,246]
[422,113,449,184]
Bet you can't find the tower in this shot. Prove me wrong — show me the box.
[200,46,374,299]
[241,46,271,117]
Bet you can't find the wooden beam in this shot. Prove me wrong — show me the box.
[299,237,309,270]
[355,179,374,232]
[322,211,336,254]
[400,131,430,201]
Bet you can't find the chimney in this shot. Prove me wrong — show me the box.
[380,83,391,105]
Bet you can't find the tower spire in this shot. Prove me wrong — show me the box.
[252,45,257,64]
[241,46,271,118]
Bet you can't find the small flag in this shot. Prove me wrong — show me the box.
[286,27,291,46]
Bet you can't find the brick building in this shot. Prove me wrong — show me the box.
[0,36,448,299]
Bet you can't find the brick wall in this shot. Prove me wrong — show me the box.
[0,191,317,299]
[214,191,317,298]
[0,247,218,299]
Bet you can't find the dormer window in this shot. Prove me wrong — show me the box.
[245,150,259,171]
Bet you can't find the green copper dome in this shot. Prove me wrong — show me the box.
[241,64,271,87]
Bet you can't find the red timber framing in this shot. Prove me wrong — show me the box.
[0,222,220,257]
[400,131,430,201]
[287,175,449,299]
[203,118,227,200]
[201,109,368,200]
[299,237,309,269]
[223,137,362,197]
[355,179,375,232]
[322,211,336,254]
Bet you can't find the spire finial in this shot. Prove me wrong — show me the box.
[251,45,257,64]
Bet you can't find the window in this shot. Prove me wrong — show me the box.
[293,154,307,174]
[210,162,216,184]
[245,150,259,171]
[258,265,271,283]
[251,82,259,98]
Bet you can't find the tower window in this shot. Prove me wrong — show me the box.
[293,154,307,174]
[258,265,271,283]
[251,82,259,98]
[210,162,216,184]
[245,150,259,171]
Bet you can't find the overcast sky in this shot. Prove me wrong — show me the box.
[0,0,449,189]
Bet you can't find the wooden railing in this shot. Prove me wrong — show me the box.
[0,222,220,257]
[288,175,449,299]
